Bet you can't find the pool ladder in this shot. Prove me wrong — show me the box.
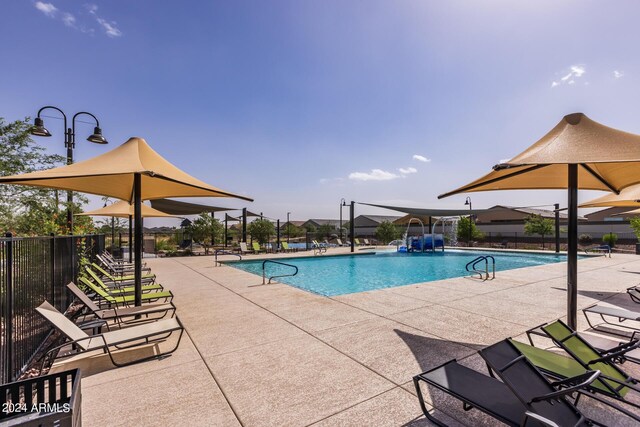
[466,255,495,280]
[262,260,299,285]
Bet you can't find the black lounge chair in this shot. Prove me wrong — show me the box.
[413,340,601,426]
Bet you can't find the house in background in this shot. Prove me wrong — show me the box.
[352,215,402,237]
[303,219,342,230]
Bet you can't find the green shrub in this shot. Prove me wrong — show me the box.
[578,234,592,246]
[602,233,618,247]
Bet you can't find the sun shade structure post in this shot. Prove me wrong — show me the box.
[128,215,133,262]
[276,219,280,250]
[567,165,578,328]
[350,201,355,253]
[437,113,640,331]
[242,208,247,243]
[134,173,142,306]
[555,203,560,253]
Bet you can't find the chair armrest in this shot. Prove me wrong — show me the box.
[586,342,640,365]
[531,370,600,403]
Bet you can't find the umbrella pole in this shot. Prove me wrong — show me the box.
[134,173,142,306]
[567,164,578,329]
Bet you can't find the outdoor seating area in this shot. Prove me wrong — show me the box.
[45,251,638,426]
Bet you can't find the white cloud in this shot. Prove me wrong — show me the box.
[85,3,98,15]
[398,167,417,174]
[614,70,624,79]
[348,169,401,181]
[551,64,586,88]
[97,18,122,37]
[62,12,75,27]
[412,154,430,162]
[35,2,57,17]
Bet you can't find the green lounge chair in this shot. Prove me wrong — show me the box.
[252,242,266,253]
[79,276,173,307]
[509,338,640,421]
[68,282,175,328]
[36,301,183,368]
[413,340,601,426]
[92,262,156,284]
[280,242,294,252]
[85,267,163,295]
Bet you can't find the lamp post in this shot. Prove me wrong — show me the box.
[464,196,472,247]
[287,212,291,243]
[339,198,346,241]
[31,106,108,234]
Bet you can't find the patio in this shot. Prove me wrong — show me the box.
[74,250,640,426]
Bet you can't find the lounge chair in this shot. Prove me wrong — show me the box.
[335,239,344,247]
[239,242,254,254]
[97,253,151,274]
[509,338,640,420]
[363,238,370,245]
[252,242,266,254]
[36,301,183,368]
[413,340,601,426]
[583,304,640,336]
[311,240,327,255]
[79,276,173,307]
[354,238,361,246]
[280,242,294,252]
[85,267,163,295]
[68,282,175,328]
[90,263,156,287]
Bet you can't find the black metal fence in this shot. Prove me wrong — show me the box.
[0,233,105,384]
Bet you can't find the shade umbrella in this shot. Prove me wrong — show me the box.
[579,183,640,208]
[77,200,180,262]
[0,137,252,305]
[438,113,640,329]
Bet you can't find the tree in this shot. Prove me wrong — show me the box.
[315,224,335,241]
[524,214,554,249]
[285,224,305,238]
[375,220,399,244]
[629,217,640,241]
[0,117,94,236]
[248,219,275,244]
[456,216,483,244]
[190,213,224,254]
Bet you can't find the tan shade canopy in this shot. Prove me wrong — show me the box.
[0,137,253,202]
[439,113,640,198]
[76,200,178,218]
[579,183,640,208]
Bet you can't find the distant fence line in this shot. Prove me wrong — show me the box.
[0,233,105,384]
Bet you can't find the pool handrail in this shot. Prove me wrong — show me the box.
[214,249,242,266]
[262,259,298,285]
[466,255,495,280]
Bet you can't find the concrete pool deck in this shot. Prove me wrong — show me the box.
[76,248,640,426]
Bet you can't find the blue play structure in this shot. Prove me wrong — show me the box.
[406,234,444,252]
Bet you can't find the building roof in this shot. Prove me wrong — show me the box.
[304,219,341,228]
[355,215,402,224]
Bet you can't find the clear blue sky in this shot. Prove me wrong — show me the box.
[2,1,639,225]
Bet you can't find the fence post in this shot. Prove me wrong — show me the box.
[4,232,13,382]
[515,232,518,248]
[50,233,56,306]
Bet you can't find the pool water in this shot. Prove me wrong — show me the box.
[228,250,579,296]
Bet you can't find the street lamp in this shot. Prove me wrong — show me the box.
[31,106,108,234]
[339,198,346,240]
[464,196,472,247]
[287,212,291,243]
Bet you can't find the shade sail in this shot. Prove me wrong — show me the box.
[438,113,640,330]
[225,213,241,221]
[439,113,640,198]
[579,183,640,208]
[149,199,234,215]
[358,202,488,217]
[0,137,253,202]
[77,200,177,218]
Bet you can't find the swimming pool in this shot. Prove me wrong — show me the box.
[227,250,581,296]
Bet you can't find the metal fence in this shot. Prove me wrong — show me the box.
[0,233,105,384]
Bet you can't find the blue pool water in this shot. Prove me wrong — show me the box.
[227,250,581,296]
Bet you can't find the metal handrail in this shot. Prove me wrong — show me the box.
[214,249,242,266]
[465,255,495,280]
[262,260,298,284]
